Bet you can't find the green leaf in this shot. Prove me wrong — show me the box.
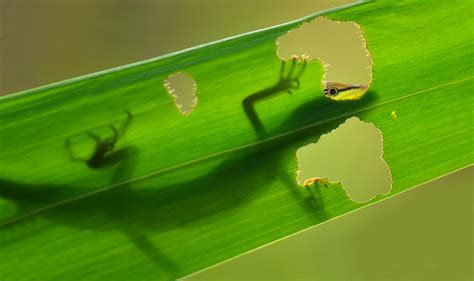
[0,1,472,280]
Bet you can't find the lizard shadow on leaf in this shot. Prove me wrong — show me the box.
[0,89,377,279]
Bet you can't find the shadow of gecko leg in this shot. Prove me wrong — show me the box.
[105,146,182,279]
[65,111,133,169]
[278,172,328,218]
[243,57,307,138]
[64,111,181,278]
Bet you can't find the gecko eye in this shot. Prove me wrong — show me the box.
[328,87,338,96]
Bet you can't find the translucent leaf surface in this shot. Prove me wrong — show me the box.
[0,1,472,280]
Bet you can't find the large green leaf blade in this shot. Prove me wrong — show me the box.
[0,1,473,280]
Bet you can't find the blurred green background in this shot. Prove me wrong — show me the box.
[0,1,472,280]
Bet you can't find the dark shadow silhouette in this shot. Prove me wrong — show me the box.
[243,58,307,138]
[0,65,377,280]
[65,111,133,169]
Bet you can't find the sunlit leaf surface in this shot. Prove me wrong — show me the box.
[0,1,472,280]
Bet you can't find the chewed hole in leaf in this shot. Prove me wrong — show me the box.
[163,72,198,115]
[296,117,391,203]
[277,16,373,101]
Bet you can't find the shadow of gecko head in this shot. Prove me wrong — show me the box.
[269,90,377,141]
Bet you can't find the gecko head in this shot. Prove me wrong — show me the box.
[324,81,368,101]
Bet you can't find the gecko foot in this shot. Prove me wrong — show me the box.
[303,177,328,187]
